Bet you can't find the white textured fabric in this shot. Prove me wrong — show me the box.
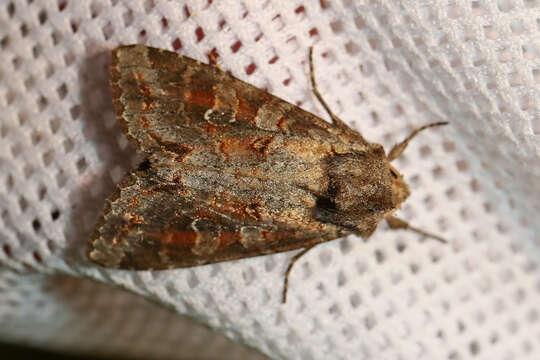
[1,1,539,359]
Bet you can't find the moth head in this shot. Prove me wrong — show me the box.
[388,164,410,208]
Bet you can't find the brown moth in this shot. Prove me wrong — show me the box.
[89,45,446,302]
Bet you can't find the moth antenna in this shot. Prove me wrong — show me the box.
[282,245,317,303]
[308,47,351,131]
[388,122,448,161]
[386,216,447,243]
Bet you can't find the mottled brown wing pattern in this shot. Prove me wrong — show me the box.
[109,45,372,191]
[90,164,346,270]
[110,45,366,149]
[89,45,397,270]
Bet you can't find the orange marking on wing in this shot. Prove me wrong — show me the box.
[210,193,263,221]
[219,231,241,248]
[140,100,155,112]
[235,97,258,122]
[125,212,144,225]
[262,231,289,242]
[139,84,152,97]
[218,136,273,159]
[210,195,242,217]
[157,231,198,245]
[133,71,144,81]
[172,174,183,184]
[140,116,150,128]
[277,116,288,130]
[201,122,219,135]
[244,202,263,220]
[250,136,273,155]
[184,89,215,107]
[193,208,216,219]
[218,137,255,159]
[175,144,192,161]
[128,197,140,209]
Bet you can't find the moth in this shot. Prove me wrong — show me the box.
[89,45,447,302]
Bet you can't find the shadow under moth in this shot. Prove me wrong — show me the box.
[89,45,447,302]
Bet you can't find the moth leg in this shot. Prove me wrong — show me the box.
[282,245,318,303]
[386,215,447,243]
[388,122,448,161]
[309,47,350,131]
[207,50,224,72]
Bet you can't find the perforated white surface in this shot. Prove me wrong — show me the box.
[1,1,539,359]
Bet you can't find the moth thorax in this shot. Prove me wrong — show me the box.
[323,152,395,227]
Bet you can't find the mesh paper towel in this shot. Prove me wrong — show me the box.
[1,0,539,359]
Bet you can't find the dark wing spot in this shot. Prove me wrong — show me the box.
[138,159,151,171]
